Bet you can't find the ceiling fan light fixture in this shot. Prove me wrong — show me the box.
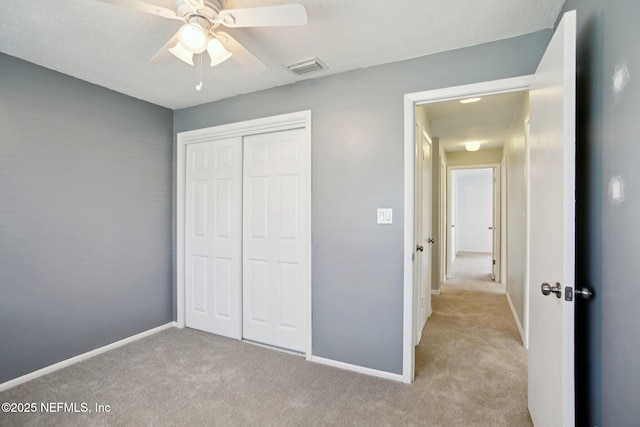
[169,41,195,65]
[178,23,209,53]
[207,39,232,67]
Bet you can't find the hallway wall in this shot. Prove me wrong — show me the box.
[446,149,503,166]
[502,92,529,344]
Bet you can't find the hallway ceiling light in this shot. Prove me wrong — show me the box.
[465,141,481,151]
[460,97,482,104]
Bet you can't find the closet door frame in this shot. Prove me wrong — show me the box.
[176,110,312,360]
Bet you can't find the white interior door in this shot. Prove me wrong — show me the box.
[242,128,308,352]
[439,158,447,285]
[414,125,432,344]
[527,10,576,427]
[447,171,457,275]
[413,125,424,345]
[185,137,243,339]
[420,130,432,329]
[491,168,498,281]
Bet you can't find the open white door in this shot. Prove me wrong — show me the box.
[447,171,457,276]
[414,124,432,344]
[421,130,432,327]
[527,10,576,427]
[491,168,499,282]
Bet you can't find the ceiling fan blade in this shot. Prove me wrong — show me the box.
[151,32,180,63]
[217,4,307,28]
[96,0,183,21]
[215,32,267,73]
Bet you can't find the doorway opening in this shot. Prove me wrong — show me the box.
[448,167,498,283]
[403,76,533,383]
[404,11,576,426]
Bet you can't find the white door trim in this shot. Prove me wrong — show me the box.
[176,110,312,360]
[403,76,533,383]
[447,164,501,282]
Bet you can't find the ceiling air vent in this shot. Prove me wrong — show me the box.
[285,57,328,75]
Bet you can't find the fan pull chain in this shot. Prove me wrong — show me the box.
[195,53,203,91]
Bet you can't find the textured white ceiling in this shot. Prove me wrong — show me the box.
[0,0,564,109]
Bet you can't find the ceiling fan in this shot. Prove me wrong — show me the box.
[97,0,307,73]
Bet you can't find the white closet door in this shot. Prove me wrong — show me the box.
[242,128,308,352]
[185,137,242,339]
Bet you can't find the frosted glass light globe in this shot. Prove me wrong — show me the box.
[178,23,208,53]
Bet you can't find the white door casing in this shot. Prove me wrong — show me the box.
[447,166,498,259]
[242,128,308,353]
[527,10,576,427]
[185,138,242,339]
[403,77,533,383]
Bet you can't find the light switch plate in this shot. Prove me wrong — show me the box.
[377,208,393,224]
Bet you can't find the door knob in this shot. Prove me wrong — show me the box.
[427,238,435,244]
[541,282,562,298]
[575,287,593,299]
[488,226,494,230]
[416,245,424,252]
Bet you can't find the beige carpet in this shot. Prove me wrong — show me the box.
[0,253,530,426]
[414,252,531,426]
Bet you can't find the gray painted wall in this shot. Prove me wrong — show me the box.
[174,31,552,374]
[560,0,640,425]
[0,53,174,383]
[503,93,529,340]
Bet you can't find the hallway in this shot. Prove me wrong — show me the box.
[414,252,531,425]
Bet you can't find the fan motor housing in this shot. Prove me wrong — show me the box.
[176,0,225,22]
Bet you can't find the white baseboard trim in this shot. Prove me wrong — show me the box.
[0,322,177,392]
[431,289,441,295]
[506,292,526,346]
[310,356,403,382]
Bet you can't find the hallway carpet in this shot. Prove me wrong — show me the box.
[0,253,530,426]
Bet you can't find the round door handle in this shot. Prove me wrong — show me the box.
[416,245,424,252]
[575,287,594,299]
[488,226,494,230]
[541,282,562,298]
[427,238,435,244]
